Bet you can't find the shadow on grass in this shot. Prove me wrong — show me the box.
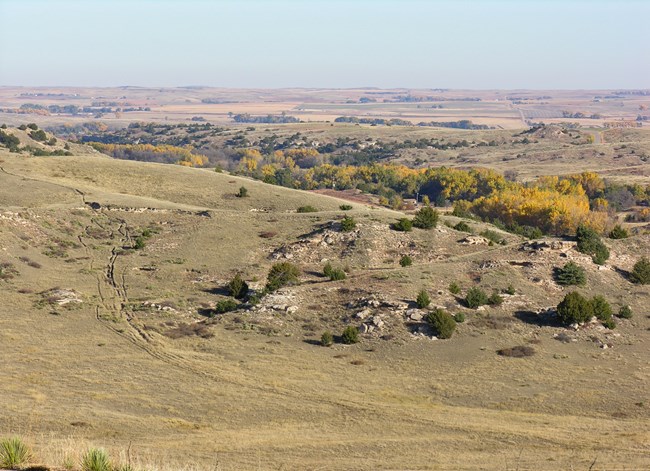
[514,309,562,327]
[201,286,230,296]
[197,307,218,318]
[612,265,632,282]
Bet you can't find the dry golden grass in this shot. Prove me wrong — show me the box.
[0,134,649,470]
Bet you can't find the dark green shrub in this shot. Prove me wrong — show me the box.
[341,326,359,344]
[81,448,111,471]
[576,224,609,264]
[630,257,650,284]
[29,129,47,142]
[412,206,439,229]
[214,299,238,314]
[323,262,333,278]
[339,204,353,210]
[17,124,27,131]
[480,229,506,245]
[266,262,300,292]
[454,312,465,323]
[134,236,145,250]
[321,331,334,347]
[426,308,456,339]
[227,273,249,299]
[554,261,586,286]
[0,436,31,469]
[448,281,461,295]
[590,295,612,322]
[556,291,593,325]
[487,291,503,306]
[340,216,356,232]
[27,123,38,130]
[608,224,629,239]
[391,218,412,232]
[497,345,535,358]
[0,130,20,148]
[399,255,413,267]
[618,305,633,319]
[602,318,616,329]
[297,205,318,213]
[504,284,516,295]
[453,221,471,232]
[236,186,248,197]
[416,289,431,309]
[329,268,346,281]
[465,287,488,309]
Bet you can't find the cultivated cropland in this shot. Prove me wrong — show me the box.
[0,87,649,470]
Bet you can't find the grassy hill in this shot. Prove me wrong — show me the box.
[0,131,649,470]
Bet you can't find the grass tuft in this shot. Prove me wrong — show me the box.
[0,436,31,469]
[81,448,111,471]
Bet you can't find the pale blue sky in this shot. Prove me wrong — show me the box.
[0,0,648,89]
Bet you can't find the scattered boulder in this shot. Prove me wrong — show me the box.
[406,309,424,321]
[460,235,490,245]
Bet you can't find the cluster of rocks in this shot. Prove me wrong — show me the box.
[270,225,361,262]
[349,294,407,335]
[249,291,299,315]
[347,294,447,339]
[142,300,177,312]
[521,240,574,253]
[460,235,490,245]
[44,288,83,306]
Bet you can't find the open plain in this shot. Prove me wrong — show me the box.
[0,112,649,469]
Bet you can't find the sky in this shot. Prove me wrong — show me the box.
[0,0,648,89]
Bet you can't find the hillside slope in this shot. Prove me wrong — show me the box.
[0,136,648,470]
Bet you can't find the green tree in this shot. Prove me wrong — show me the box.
[487,291,503,306]
[449,281,461,295]
[590,295,612,322]
[608,224,629,239]
[323,262,333,278]
[465,287,488,309]
[340,216,356,232]
[236,186,248,198]
[266,262,300,292]
[576,224,609,265]
[214,299,238,314]
[412,206,439,229]
[556,291,593,325]
[554,261,586,286]
[617,305,633,319]
[320,331,334,347]
[391,218,413,232]
[630,257,650,284]
[416,289,431,309]
[399,255,413,267]
[227,273,249,299]
[453,221,471,232]
[341,326,359,344]
[134,236,145,250]
[328,267,346,281]
[426,308,456,339]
